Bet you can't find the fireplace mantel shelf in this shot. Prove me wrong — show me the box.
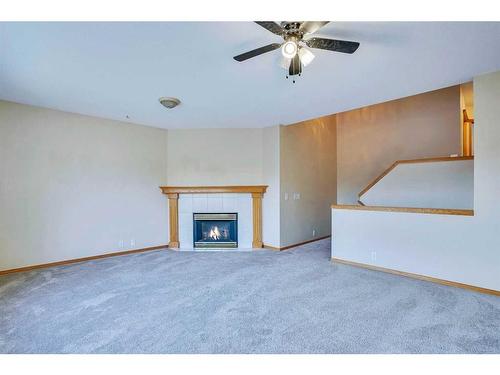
[160,185,268,195]
[160,185,268,249]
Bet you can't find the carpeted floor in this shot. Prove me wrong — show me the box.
[1,238,499,353]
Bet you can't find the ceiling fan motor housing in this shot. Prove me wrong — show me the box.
[281,22,304,39]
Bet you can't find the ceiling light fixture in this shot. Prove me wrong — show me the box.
[159,97,181,109]
[280,56,291,70]
[298,47,315,67]
[233,22,360,81]
[281,40,298,59]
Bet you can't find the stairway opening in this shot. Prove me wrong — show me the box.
[460,82,474,156]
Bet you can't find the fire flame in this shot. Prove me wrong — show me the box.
[209,226,221,240]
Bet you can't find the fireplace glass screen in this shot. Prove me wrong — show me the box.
[193,213,238,248]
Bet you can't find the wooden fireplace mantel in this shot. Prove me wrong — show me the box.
[160,185,268,249]
[160,186,268,195]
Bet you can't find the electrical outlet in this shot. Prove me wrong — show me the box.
[312,229,316,236]
[293,192,301,200]
[130,239,136,247]
[119,240,124,249]
[371,251,377,261]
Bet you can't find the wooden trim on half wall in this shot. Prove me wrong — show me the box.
[331,257,500,297]
[0,245,168,276]
[264,235,331,251]
[331,204,474,216]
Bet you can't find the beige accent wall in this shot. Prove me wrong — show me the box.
[0,100,168,270]
[337,85,461,204]
[166,128,264,186]
[280,117,337,247]
[262,126,281,248]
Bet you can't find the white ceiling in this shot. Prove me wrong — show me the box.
[1,22,500,129]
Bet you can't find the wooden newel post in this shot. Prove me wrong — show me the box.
[167,193,180,248]
[251,192,263,248]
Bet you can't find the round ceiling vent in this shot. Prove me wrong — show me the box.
[159,97,181,109]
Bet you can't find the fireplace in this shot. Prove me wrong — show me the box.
[193,213,238,248]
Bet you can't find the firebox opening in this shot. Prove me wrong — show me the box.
[193,213,238,248]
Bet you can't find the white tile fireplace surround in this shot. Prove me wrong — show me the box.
[160,186,268,250]
[179,194,252,249]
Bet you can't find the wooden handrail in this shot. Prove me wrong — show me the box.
[358,156,474,199]
[331,204,474,216]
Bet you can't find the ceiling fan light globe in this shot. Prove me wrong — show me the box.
[298,47,315,67]
[281,41,298,59]
[279,56,291,70]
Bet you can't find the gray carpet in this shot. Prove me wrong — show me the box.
[1,239,499,353]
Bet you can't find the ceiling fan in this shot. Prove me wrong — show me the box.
[233,21,360,82]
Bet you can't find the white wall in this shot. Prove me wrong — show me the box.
[332,70,500,291]
[262,126,281,248]
[166,128,264,186]
[0,102,283,268]
[0,101,168,270]
[360,159,474,209]
[332,210,478,283]
[167,127,282,248]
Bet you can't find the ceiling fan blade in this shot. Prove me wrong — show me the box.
[254,21,284,36]
[305,37,360,54]
[300,21,329,34]
[233,43,282,62]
